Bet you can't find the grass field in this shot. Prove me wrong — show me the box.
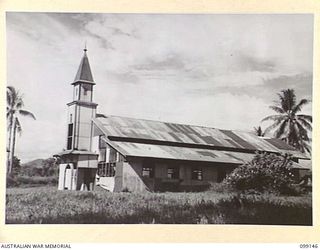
[6,186,312,225]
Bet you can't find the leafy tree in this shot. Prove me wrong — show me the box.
[7,86,36,174]
[42,158,59,177]
[224,153,295,195]
[262,89,312,154]
[11,156,21,176]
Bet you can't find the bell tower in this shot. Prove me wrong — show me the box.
[56,47,98,191]
[67,47,97,151]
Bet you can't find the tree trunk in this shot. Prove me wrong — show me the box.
[8,118,16,175]
[7,114,13,174]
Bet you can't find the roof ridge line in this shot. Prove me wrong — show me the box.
[95,114,254,133]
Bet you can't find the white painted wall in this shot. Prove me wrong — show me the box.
[58,163,77,190]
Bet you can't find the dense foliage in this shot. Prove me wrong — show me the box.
[11,156,21,176]
[6,187,311,225]
[224,153,295,195]
[6,157,59,187]
[21,158,59,177]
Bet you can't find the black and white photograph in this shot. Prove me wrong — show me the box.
[5,13,313,225]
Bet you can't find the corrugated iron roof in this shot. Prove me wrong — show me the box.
[102,137,309,168]
[92,115,308,159]
[54,150,98,157]
[295,159,312,170]
[105,140,253,164]
[291,162,310,170]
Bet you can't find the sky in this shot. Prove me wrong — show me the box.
[6,13,313,163]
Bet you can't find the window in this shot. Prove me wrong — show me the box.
[98,162,115,177]
[67,123,73,150]
[109,148,117,162]
[99,148,106,162]
[68,123,73,137]
[99,135,107,149]
[167,166,179,179]
[142,167,154,178]
[192,168,203,181]
[142,160,154,178]
[82,84,92,97]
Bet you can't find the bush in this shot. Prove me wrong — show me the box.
[224,153,296,195]
[16,176,58,185]
[11,156,21,176]
[208,182,234,193]
[6,175,18,188]
[6,175,58,187]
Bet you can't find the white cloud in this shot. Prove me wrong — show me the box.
[6,13,313,162]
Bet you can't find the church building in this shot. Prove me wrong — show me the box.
[56,49,311,192]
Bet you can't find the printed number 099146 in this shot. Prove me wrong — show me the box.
[300,244,318,248]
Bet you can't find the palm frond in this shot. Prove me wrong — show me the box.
[300,140,312,154]
[7,86,16,96]
[261,115,284,122]
[15,118,22,135]
[269,105,285,114]
[278,89,296,112]
[297,114,312,123]
[285,88,296,110]
[15,99,24,109]
[263,117,284,135]
[7,86,17,105]
[7,86,16,91]
[7,90,12,106]
[296,117,312,131]
[292,99,310,114]
[295,121,310,141]
[275,120,289,138]
[19,110,36,120]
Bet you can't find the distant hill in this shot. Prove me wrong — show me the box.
[20,158,58,177]
[22,159,45,168]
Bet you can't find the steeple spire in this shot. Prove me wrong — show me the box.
[72,46,94,84]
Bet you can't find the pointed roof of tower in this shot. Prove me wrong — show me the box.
[72,47,95,85]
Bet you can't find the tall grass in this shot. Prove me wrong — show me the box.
[6,187,312,225]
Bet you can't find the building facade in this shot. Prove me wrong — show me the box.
[56,49,311,192]
[56,48,98,191]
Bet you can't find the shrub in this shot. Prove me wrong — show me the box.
[16,176,58,185]
[11,156,22,176]
[6,175,18,187]
[6,175,58,187]
[224,152,295,195]
[208,182,233,193]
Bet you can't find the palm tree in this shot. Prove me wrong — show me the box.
[261,89,312,154]
[253,126,265,137]
[7,86,36,174]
